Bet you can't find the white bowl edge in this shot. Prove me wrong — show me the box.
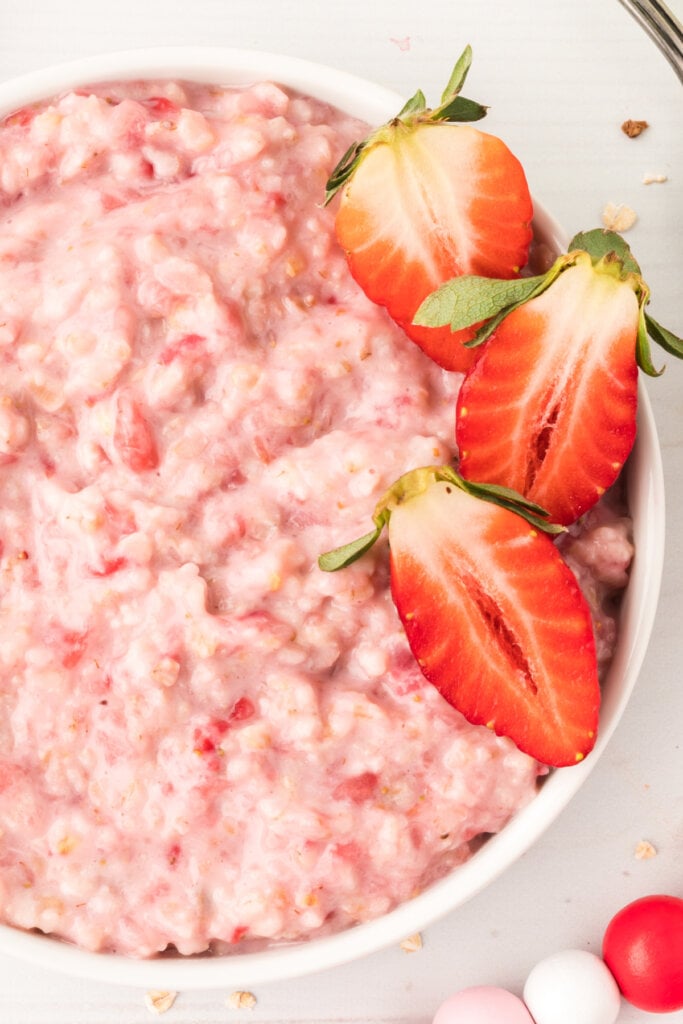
[0,47,666,989]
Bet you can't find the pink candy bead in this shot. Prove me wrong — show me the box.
[432,986,535,1024]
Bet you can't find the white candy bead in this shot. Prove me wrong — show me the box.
[523,949,621,1024]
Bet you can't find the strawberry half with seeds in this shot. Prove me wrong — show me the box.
[324,47,533,372]
[320,467,599,768]
[415,228,683,524]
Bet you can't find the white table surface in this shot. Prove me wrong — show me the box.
[0,0,681,1021]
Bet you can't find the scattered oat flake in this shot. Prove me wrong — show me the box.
[635,839,657,860]
[400,932,423,952]
[144,990,177,1015]
[621,119,649,138]
[642,172,668,185]
[227,991,257,1010]
[390,36,411,52]
[602,202,638,232]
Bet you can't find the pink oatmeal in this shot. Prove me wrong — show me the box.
[0,80,632,957]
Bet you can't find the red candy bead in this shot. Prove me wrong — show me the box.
[602,894,683,1012]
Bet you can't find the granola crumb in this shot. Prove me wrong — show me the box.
[602,202,638,232]
[144,990,177,1015]
[634,839,657,860]
[400,932,423,953]
[642,173,668,185]
[621,119,649,138]
[227,991,257,1010]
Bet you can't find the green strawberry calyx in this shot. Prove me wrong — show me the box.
[323,45,488,205]
[413,228,683,377]
[318,465,564,572]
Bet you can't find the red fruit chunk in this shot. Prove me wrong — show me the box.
[228,696,255,723]
[603,894,683,1012]
[333,772,379,803]
[2,106,36,128]
[61,631,88,670]
[142,96,179,117]
[158,332,206,366]
[113,393,159,473]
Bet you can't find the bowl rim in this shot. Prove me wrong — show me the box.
[0,46,665,989]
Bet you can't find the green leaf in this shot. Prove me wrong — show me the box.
[397,88,427,119]
[636,309,663,377]
[440,45,473,103]
[323,46,486,206]
[318,526,382,571]
[414,273,547,331]
[319,508,391,571]
[569,228,641,275]
[324,139,366,205]
[432,95,488,124]
[463,304,517,348]
[646,312,683,360]
[455,477,565,535]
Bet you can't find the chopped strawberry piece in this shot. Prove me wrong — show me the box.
[333,841,362,864]
[113,393,159,472]
[88,556,127,577]
[61,631,88,670]
[228,696,255,722]
[2,107,35,129]
[333,771,379,803]
[167,843,181,868]
[142,96,180,117]
[193,700,254,759]
[158,333,206,366]
[193,719,229,754]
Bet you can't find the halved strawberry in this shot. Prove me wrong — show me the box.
[415,229,683,524]
[325,47,533,372]
[320,467,599,767]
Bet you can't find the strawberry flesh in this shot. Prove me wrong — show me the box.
[387,479,599,766]
[456,258,639,524]
[334,123,532,372]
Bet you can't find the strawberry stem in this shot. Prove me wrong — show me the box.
[318,466,563,572]
[645,312,683,360]
[413,260,568,345]
[568,228,642,275]
[439,45,474,103]
[413,228,683,374]
[396,89,427,119]
[323,47,487,206]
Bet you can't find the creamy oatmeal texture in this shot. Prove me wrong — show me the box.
[0,80,632,957]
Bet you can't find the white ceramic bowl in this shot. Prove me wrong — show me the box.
[0,48,665,989]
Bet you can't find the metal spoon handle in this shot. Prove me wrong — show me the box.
[618,0,683,80]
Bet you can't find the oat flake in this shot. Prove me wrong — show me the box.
[400,932,423,952]
[602,202,638,232]
[144,990,177,1015]
[634,839,657,860]
[642,173,668,185]
[227,991,257,1010]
